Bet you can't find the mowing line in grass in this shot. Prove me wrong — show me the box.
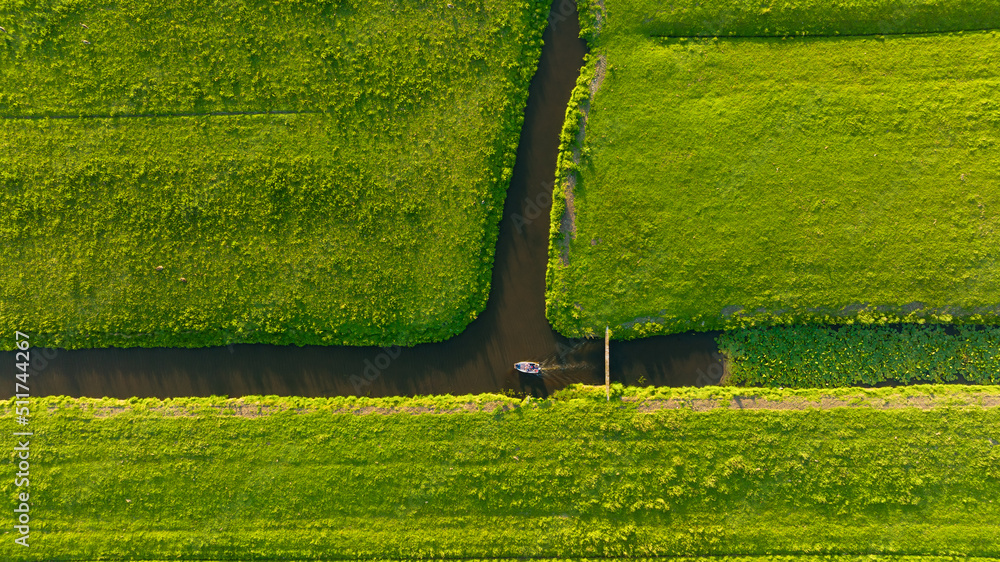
[648,26,1000,38]
[0,110,322,119]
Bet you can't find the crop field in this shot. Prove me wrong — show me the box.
[3,386,1000,559]
[0,0,549,349]
[548,0,1000,339]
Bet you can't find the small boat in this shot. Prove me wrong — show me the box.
[514,361,541,374]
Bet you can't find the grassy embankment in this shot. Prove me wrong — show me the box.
[3,386,1000,559]
[0,0,549,349]
[548,0,1000,339]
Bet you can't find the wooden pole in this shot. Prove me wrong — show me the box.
[605,326,610,401]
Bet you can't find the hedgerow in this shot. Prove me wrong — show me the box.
[3,388,1000,558]
[0,0,551,348]
[719,325,1000,387]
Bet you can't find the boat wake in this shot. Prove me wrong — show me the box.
[537,362,591,372]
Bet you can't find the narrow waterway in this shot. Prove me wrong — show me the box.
[0,0,722,399]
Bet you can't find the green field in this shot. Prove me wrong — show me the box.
[719,325,1000,387]
[3,386,1000,558]
[548,0,1000,339]
[0,0,548,349]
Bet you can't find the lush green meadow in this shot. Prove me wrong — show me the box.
[3,387,1000,559]
[719,325,1000,387]
[0,0,549,348]
[548,0,1000,339]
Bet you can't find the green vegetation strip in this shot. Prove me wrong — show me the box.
[0,0,549,349]
[12,559,997,562]
[591,0,1000,40]
[3,386,1000,559]
[718,325,1000,387]
[549,0,1000,339]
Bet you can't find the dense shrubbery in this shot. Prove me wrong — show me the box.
[0,0,550,348]
[719,325,1000,387]
[3,388,1000,558]
[546,52,598,326]
[607,0,1000,37]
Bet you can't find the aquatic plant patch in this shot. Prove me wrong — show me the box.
[2,389,1000,558]
[548,1,1000,338]
[0,0,550,348]
[584,0,1000,40]
[718,325,1000,387]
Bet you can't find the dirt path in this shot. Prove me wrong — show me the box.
[630,393,1000,411]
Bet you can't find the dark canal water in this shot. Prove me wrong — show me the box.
[0,0,723,400]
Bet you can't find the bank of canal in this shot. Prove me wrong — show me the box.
[0,0,723,399]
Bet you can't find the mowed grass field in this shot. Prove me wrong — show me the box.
[2,387,1000,559]
[0,0,549,349]
[548,0,1000,339]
